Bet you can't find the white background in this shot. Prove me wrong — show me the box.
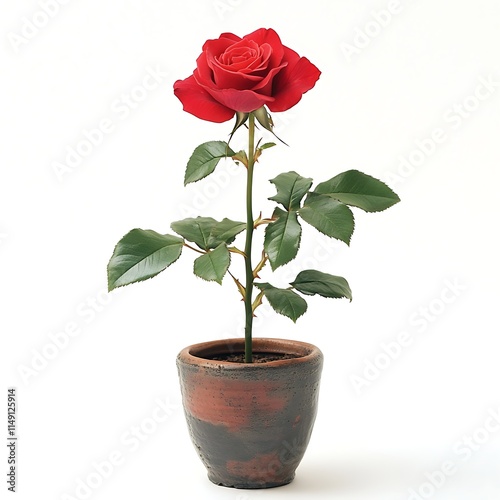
[2,1,500,499]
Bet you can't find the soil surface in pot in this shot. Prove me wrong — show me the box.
[210,352,300,363]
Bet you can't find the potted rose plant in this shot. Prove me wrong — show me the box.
[107,28,400,489]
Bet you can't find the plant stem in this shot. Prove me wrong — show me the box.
[244,113,256,363]
[183,243,206,255]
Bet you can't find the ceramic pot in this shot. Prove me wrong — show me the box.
[176,337,323,489]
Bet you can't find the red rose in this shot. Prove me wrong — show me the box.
[173,28,321,123]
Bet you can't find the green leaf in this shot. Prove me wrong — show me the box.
[291,270,352,301]
[259,142,276,150]
[171,217,217,250]
[264,208,302,270]
[314,169,400,212]
[193,244,230,284]
[268,171,313,211]
[107,229,183,291]
[171,217,245,250]
[208,218,246,248]
[255,283,307,323]
[298,193,354,245]
[184,141,236,185]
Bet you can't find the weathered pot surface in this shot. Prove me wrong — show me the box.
[177,338,324,489]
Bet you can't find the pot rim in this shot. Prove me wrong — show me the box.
[177,337,323,369]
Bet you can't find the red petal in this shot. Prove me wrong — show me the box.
[252,62,287,93]
[243,28,284,69]
[217,40,259,67]
[196,51,215,83]
[212,66,263,90]
[219,32,242,42]
[210,39,267,90]
[268,50,321,112]
[173,75,235,123]
[202,32,240,53]
[210,40,263,89]
[201,85,274,113]
[203,33,243,77]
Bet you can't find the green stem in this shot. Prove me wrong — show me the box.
[244,114,256,363]
[183,243,205,255]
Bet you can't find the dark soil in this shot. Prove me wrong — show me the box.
[210,352,300,363]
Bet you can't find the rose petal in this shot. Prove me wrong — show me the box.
[251,62,287,95]
[243,28,284,69]
[212,67,264,90]
[201,85,274,113]
[268,49,321,112]
[212,68,263,90]
[173,75,234,123]
[198,42,262,91]
[195,51,215,83]
[248,43,272,73]
[217,40,259,67]
[218,32,242,42]
[203,34,241,72]
[202,32,240,54]
[210,39,267,90]
[196,53,260,91]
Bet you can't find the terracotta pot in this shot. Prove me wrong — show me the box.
[176,338,323,489]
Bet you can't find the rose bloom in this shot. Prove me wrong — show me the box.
[174,28,321,123]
